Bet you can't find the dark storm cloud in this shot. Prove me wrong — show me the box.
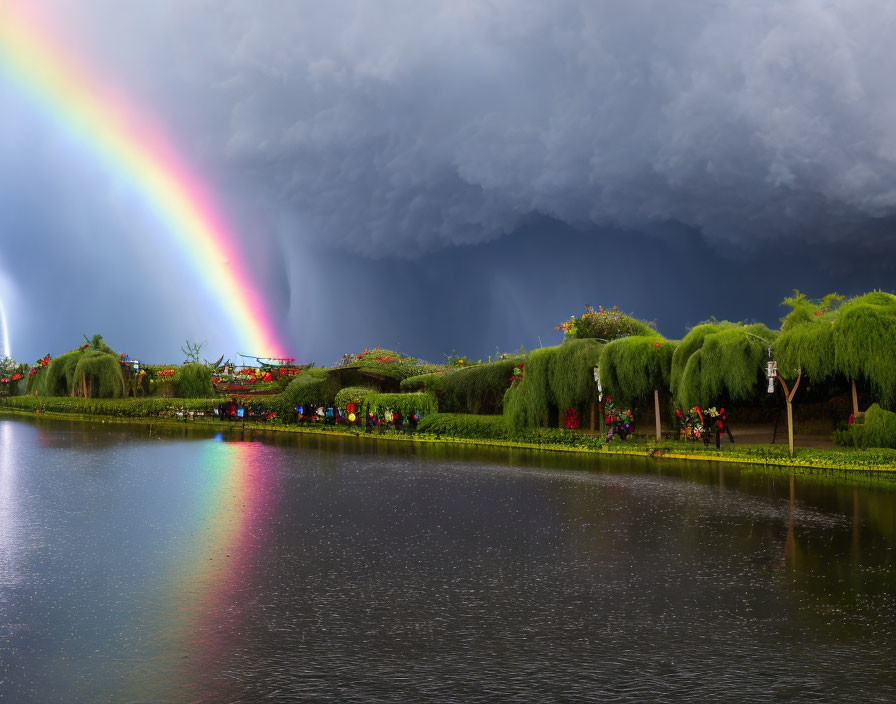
[53,0,896,257]
[3,1,896,363]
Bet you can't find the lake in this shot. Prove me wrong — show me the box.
[1,416,894,702]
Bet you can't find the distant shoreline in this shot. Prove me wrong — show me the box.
[2,406,894,476]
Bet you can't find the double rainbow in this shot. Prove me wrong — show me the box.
[0,4,286,356]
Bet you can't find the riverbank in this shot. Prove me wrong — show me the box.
[3,405,895,475]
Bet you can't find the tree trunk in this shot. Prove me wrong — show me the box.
[654,389,662,442]
[851,378,859,417]
[590,400,596,432]
[786,399,794,456]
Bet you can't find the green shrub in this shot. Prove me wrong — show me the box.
[0,395,221,417]
[72,352,126,398]
[173,363,215,398]
[334,386,377,408]
[834,404,896,449]
[400,358,522,414]
[367,392,438,416]
[282,368,341,408]
[417,412,605,449]
[417,413,511,439]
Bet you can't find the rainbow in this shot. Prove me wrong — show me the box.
[0,4,286,356]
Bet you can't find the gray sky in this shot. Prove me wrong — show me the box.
[2,0,895,364]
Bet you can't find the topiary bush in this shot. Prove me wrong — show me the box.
[834,404,896,449]
[366,392,438,416]
[281,368,341,408]
[173,363,215,398]
[417,413,511,439]
[334,386,377,408]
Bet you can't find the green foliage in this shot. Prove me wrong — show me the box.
[556,305,655,341]
[181,339,205,364]
[549,339,603,411]
[0,395,220,417]
[72,351,126,398]
[43,350,83,396]
[173,363,215,398]
[282,368,341,408]
[400,358,523,414]
[334,386,377,408]
[416,412,605,450]
[834,404,896,449]
[339,348,446,382]
[366,392,438,416]
[599,336,675,406]
[417,412,511,439]
[673,323,776,408]
[502,339,605,431]
[670,324,722,395]
[775,291,896,408]
[503,346,557,432]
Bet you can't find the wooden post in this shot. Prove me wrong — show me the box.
[654,388,661,442]
[777,373,802,456]
[851,378,859,417]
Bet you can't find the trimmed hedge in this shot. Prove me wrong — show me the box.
[417,412,510,439]
[834,404,896,449]
[417,412,605,450]
[0,395,221,417]
[334,386,377,408]
[366,392,438,416]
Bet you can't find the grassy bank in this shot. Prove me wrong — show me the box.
[2,398,896,473]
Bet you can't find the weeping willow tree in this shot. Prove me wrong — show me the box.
[400,358,522,414]
[775,291,896,414]
[599,336,675,441]
[672,323,777,409]
[42,350,83,396]
[71,351,126,398]
[35,335,124,398]
[173,363,215,398]
[502,339,603,432]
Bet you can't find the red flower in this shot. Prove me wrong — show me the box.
[653,341,662,348]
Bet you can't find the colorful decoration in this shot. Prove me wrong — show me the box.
[0,6,286,356]
[604,397,635,441]
[677,406,732,447]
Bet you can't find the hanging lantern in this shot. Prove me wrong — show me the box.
[766,359,777,394]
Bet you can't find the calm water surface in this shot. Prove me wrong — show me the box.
[0,416,895,702]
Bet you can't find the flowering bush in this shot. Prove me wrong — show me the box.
[510,362,525,384]
[555,305,654,341]
[564,408,580,429]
